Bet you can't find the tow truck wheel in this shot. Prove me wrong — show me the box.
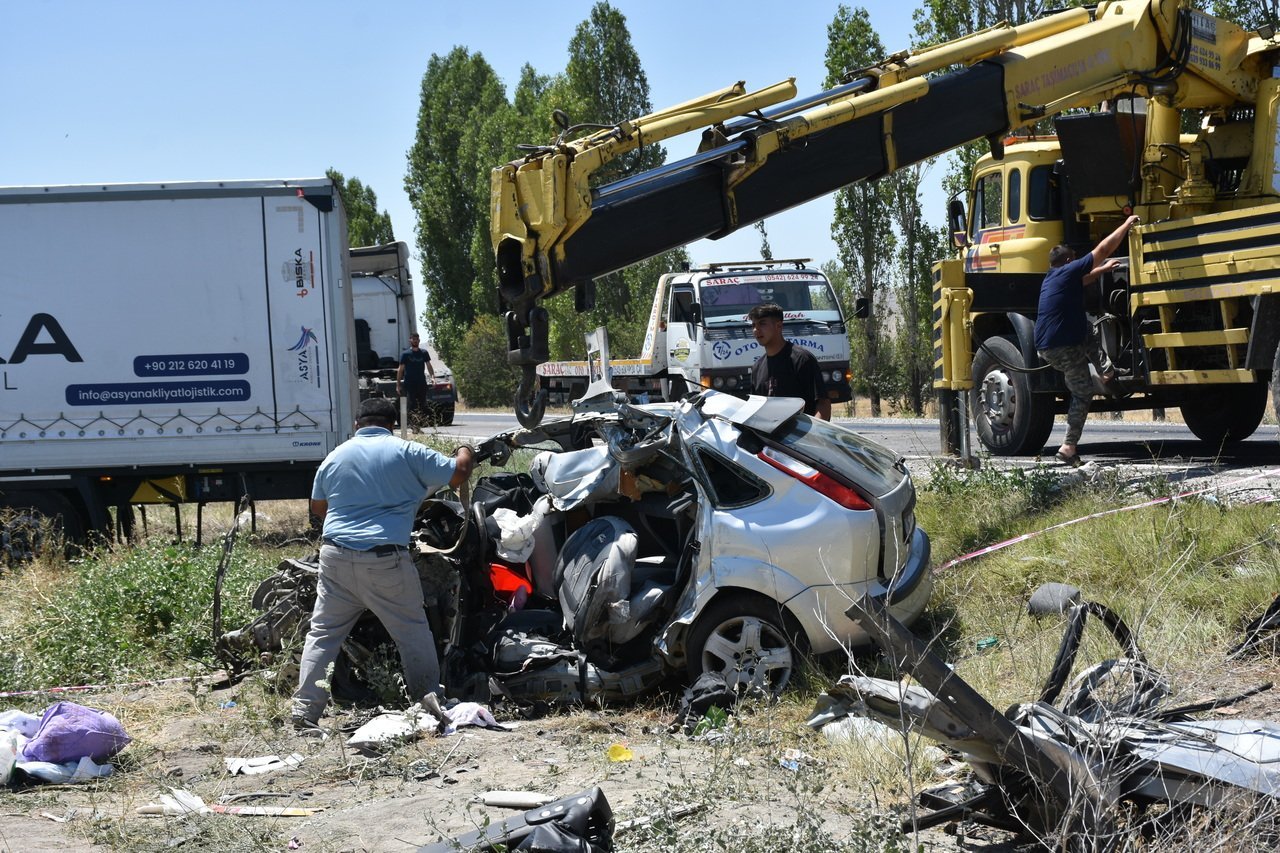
[970,336,1053,456]
[686,594,806,696]
[0,490,85,563]
[1182,382,1268,447]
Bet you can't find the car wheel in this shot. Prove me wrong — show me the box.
[970,336,1053,456]
[441,407,455,427]
[685,594,805,696]
[1181,382,1268,447]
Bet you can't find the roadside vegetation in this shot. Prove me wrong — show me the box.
[2,457,1280,850]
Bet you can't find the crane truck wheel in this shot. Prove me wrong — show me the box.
[970,336,1053,456]
[1182,383,1268,447]
[0,489,86,563]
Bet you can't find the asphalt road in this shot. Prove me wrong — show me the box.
[432,410,1280,467]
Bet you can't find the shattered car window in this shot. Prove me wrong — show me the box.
[692,446,770,508]
[770,416,904,498]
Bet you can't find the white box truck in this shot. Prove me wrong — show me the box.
[538,259,854,404]
[0,178,356,548]
[349,242,456,425]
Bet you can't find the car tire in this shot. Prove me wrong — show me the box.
[685,593,806,696]
[1181,382,1268,447]
[440,407,455,427]
[970,336,1053,456]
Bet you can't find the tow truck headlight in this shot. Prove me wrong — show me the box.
[712,377,725,389]
[828,369,843,383]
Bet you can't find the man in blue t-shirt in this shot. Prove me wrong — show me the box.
[1034,214,1140,466]
[291,397,473,734]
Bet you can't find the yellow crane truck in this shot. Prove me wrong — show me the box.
[491,0,1280,454]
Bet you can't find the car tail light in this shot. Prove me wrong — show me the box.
[757,447,871,511]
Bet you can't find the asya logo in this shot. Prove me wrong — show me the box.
[288,327,318,352]
[712,340,731,360]
[287,326,320,387]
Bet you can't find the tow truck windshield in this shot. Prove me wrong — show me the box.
[699,274,843,325]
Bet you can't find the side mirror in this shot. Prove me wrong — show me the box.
[689,303,702,324]
[853,297,870,319]
[948,198,970,248]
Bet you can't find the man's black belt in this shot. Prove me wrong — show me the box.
[322,538,407,556]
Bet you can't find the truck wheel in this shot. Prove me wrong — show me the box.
[685,593,806,696]
[970,336,1053,456]
[0,490,85,563]
[1181,383,1268,447]
[661,376,689,402]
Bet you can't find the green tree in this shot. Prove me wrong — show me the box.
[326,168,394,247]
[541,1,686,360]
[826,6,896,416]
[887,163,947,416]
[452,314,517,407]
[405,47,509,364]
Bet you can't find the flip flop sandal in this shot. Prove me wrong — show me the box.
[1056,451,1083,467]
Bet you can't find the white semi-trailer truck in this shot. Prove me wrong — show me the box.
[0,178,356,549]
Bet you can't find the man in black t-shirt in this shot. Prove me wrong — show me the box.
[748,303,830,420]
[396,333,435,421]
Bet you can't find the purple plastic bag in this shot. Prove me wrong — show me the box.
[21,701,130,764]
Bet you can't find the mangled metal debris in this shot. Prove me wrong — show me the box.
[808,586,1280,844]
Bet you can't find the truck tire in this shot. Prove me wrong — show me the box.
[0,489,86,562]
[970,336,1053,456]
[1181,383,1268,447]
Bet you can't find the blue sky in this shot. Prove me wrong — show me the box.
[3,0,940,327]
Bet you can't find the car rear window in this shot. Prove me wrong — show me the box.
[770,417,905,498]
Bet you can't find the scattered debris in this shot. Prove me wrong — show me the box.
[606,743,634,762]
[1,701,129,784]
[777,748,817,772]
[223,753,305,776]
[614,802,704,835]
[815,587,1280,846]
[476,790,557,809]
[419,786,613,853]
[137,787,323,818]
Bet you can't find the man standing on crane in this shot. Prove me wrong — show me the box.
[1034,214,1140,466]
[749,303,831,420]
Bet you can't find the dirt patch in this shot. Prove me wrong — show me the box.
[2,674,956,852]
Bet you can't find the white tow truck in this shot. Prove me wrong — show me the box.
[538,259,853,404]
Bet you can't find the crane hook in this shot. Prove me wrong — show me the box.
[514,363,547,428]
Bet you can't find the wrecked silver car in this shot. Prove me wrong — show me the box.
[224,389,932,704]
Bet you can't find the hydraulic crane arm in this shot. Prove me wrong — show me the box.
[492,0,1263,425]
